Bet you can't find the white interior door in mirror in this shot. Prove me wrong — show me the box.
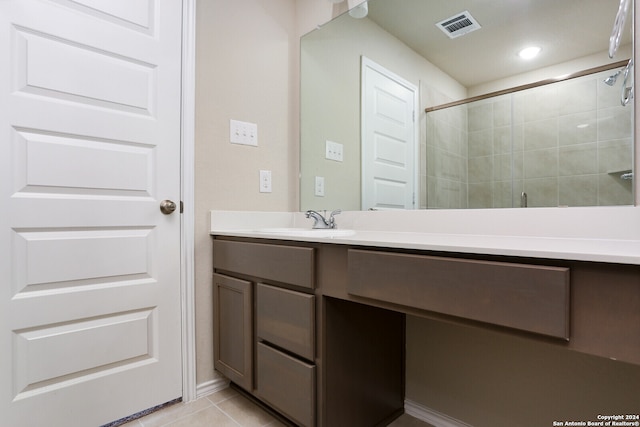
[361,57,418,210]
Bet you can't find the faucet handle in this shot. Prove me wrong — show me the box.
[328,209,341,228]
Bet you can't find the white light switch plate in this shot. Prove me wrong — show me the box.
[325,140,343,162]
[259,170,272,193]
[230,119,258,146]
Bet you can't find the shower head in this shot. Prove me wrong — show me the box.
[604,69,622,86]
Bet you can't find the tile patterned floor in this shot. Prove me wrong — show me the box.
[119,387,434,427]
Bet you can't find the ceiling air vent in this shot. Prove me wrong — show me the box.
[436,11,481,39]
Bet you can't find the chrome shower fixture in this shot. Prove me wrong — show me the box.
[609,0,631,58]
[604,68,623,86]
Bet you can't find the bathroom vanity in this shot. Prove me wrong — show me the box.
[213,238,404,427]
[211,210,640,427]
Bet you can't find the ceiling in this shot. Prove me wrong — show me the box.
[365,0,632,88]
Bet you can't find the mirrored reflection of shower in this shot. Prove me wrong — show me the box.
[425,63,634,209]
[603,59,634,106]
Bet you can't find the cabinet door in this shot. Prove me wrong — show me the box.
[214,273,253,391]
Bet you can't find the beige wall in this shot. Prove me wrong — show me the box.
[193,0,354,391]
[194,0,299,385]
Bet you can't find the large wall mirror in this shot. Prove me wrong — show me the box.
[300,0,634,212]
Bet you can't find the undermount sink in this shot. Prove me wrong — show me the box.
[254,228,356,237]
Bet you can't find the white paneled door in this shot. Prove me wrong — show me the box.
[0,1,183,426]
[361,57,418,210]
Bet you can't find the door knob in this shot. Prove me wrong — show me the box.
[160,200,177,215]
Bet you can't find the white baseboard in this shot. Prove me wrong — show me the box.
[404,399,472,427]
[196,378,230,399]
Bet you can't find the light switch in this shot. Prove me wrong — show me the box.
[315,176,325,196]
[325,140,343,162]
[260,170,272,193]
[230,119,258,146]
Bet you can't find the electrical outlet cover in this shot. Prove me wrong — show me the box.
[315,176,325,196]
[260,170,272,193]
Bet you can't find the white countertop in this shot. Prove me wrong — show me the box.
[210,207,640,265]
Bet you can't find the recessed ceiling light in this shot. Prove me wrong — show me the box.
[518,46,541,60]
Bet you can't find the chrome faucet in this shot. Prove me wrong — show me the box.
[305,209,341,229]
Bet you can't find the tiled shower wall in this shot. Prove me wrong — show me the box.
[425,100,469,208]
[426,70,634,208]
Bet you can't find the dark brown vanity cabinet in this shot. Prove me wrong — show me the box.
[213,238,408,427]
[213,239,317,426]
[319,244,640,366]
[213,237,640,426]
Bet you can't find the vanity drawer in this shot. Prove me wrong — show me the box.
[347,249,570,339]
[213,240,315,289]
[257,283,315,360]
[256,342,316,427]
